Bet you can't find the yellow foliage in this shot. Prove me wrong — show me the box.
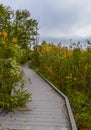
[73,77,78,81]
[41,44,49,52]
[12,37,17,43]
[0,31,2,35]
[22,35,26,38]
[2,31,8,39]
[66,74,72,79]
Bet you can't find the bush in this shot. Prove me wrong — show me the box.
[0,89,31,109]
[0,58,31,109]
[30,43,91,130]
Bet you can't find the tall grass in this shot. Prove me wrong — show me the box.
[30,42,91,130]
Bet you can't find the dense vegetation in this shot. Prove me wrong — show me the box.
[0,3,91,130]
[0,4,38,109]
[30,41,91,130]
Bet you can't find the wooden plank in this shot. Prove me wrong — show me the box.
[0,63,71,130]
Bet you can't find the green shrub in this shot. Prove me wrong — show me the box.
[30,43,91,130]
[0,58,31,109]
[0,89,31,109]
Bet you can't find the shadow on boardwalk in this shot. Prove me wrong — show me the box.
[0,63,71,130]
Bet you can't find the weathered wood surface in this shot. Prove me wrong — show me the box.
[0,63,71,130]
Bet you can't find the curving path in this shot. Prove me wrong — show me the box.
[0,63,71,130]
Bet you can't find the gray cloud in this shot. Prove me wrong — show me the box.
[0,0,91,43]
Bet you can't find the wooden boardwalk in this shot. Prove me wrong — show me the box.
[0,64,73,130]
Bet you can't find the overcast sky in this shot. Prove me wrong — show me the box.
[0,0,91,44]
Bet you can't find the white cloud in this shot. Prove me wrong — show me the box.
[75,26,91,37]
[0,0,91,42]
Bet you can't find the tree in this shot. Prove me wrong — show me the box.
[13,9,39,49]
[0,4,34,109]
[0,4,39,49]
[0,4,14,42]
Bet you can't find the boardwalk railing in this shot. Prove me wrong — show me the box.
[0,108,3,115]
[37,72,78,130]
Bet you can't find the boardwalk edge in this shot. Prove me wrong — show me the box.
[0,108,4,115]
[36,72,78,130]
